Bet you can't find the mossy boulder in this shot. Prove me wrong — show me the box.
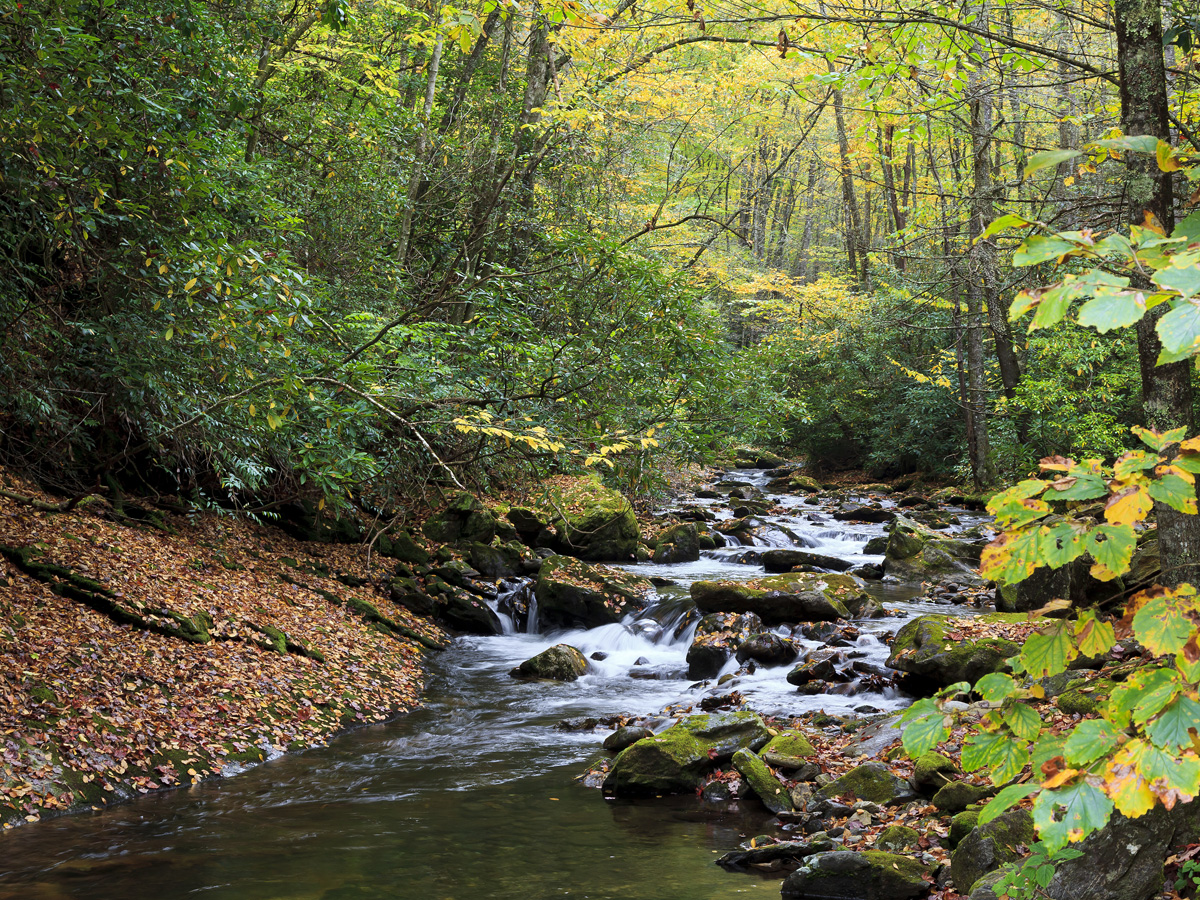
[883,514,983,585]
[423,492,497,544]
[652,522,701,564]
[876,824,920,851]
[603,711,771,796]
[912,750,959,794]
[459,540,524,577]
[376,528,430,564]
[535,555,653,629]
[951,808,1034,894]
[732,748,793,813]
[760,731,817,768]
[691,573,864,625]
[933,780,995,813]
[816,762,919,806]
[550,478,639,560]
[782,851,931,900]
[433,586,504,634]
[686,611,764,679]
[389,577,435,617]
[886,614,1023,688]
[736,448,787,469]
[509,644,589,681]
[949,809,981,849]
[762,548,853,573]
[789,475,823,493]
[1056,678,1115,716]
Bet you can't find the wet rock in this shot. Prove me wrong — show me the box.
[603,711,771,796]
[732,748,793,813]
[695,488,721,499]
[847,564,884,581]
[716,835,835,870]
[509,644,589,681]
[603,725,654,752]
[862,535,889,555]
[933,780,994,813]
[833,505,896,524]
[886,614,1022,688]
[700,779,741,803]
[435,586,505,634]
[781,851,931,900]
[883,515,983,586]
[763,548,854,573]
[789,475,823,493]
[734,632,799,667]
[760,731,817,768]
[590,651,608,661]
[842,592,886,619]
[389,577,435,616]
[787,650,851,685]
[652,522,701,564]
[686,612,764,679]
[692,573,868,625]
[535,555,653,629]
[951,809,1033,895]
[816,762,919,806]
[735,448,787,468]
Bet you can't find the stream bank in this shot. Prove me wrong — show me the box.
[1,458,1029,899]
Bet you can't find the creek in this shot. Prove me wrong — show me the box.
[0,471,986,899]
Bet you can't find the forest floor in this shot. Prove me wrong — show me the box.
[0,466,445,829]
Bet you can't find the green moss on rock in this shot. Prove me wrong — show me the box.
[732,748,793,813]
[886,614,1024,687]
[876,824,920,851]
[951,808,1034,894]
[509,644,588,681]
[817,761,918,805]
[536,555,653,629]
[691,573,863,625]
[1057,678,1115,716]
[760,731,817,768]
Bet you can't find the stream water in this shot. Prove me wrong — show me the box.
[0,471,987,900]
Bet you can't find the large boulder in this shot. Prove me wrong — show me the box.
[433,586,504,634]
[685,611,764,679]
[652,523,701,564]
[883,514,983,585]
[535,555,653,629]
[997,534,1158,613]
[691,573,865,625]
[550,478,639,560]
[732,748,792,813]
[735,448,787,468]
[816,761,919,806]
[886,614,1023,688]
[376,528,431,564]
[1044,801,1200,900]
[781,851,931,900]
[603,711,771,796]
[423,492,497,544]
[509,644,588,681]
[951,808,1033,895]
[762,548,854,573]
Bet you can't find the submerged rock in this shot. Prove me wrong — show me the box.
[603,711,771,796]
[509,644,588,681]
[781,850,931,900]
[535,555,653,629]
[691,573,867,625]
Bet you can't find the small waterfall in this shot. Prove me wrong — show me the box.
[493,577,537,634]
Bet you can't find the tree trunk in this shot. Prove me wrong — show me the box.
[1114,0,1200,585]
[396,17,444,266]
[967,11,1024,448]
[831,84,868,288]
